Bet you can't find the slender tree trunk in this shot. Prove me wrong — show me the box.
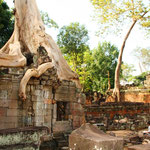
[113,10,148,102]
[75,53,78,72]
[108,71,111,90]
[73,54,77,72]
[139,62,143,73]
[113,20,137,102]
[0,0,80,99]
[142,63,147,72]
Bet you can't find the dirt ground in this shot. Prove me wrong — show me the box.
[107,129,150,150]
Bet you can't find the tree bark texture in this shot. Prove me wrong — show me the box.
[0,0,80,99]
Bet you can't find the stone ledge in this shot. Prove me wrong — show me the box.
[0,126,49,134]
[0,143,38,150]
[0,126,49,147]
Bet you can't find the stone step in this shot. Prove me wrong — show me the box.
[53,136,64,140]
[53,132,64,137]
[53,133,70,141]
[58,140,68,147]
[53,132,70,149]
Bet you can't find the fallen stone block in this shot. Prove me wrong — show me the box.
[69,123,123,150]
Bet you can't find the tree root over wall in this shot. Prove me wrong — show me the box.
[0,0,81,100]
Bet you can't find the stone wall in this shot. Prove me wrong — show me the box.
[0,67,85,132]
[106,88,150,103]
[120,90,150,103]
[0,68,23,129]
[85,102,150,131]
[106,74,150,103]
[120,74,150,103]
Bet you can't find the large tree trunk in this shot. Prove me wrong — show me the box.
[113,20,137,102]
[0,0,80,99]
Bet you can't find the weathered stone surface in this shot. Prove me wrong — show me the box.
[105,74,150,103]
[106,130,143,146]
[85,103,150,131]
[53,121,72,133]
[40,139,58,150]
[120,92,150,103]
[70,103,85,129]
[0,90,8,100]
[0,67,85,130]
[69,123,123,150]
[7,109,18,117]
[0,126,49,150]
[127,144,150,150]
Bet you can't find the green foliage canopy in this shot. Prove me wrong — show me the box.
[130,71,149,86]
[90,0,150,34]
[84,42,119,93]
[121,63,135,83]
[57,22,89,71]
[0,1,14,48]
[78,50,94,92]
[40,11,59,29]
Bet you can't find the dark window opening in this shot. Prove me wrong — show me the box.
[57,102,69,121]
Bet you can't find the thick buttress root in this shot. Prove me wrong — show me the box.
[19,62,54,100]
[113,88,120,102]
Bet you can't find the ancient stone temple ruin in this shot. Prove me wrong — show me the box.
[0,67,85,131]
[106,74,150,103]
[0,67,85,149]
[0,0,85,149]
[0,0,150,149]
[85,75,150,131]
